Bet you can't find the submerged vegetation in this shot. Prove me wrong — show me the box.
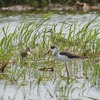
[0,13,100,99]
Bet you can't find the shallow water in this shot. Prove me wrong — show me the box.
[0,71,100,100]
[0,12,100,40]
[0,59,100,100]
[0,11,100,100]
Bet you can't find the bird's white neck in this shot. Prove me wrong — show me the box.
[51,48,59,56]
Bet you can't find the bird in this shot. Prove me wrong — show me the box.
[50,45,81,61]
[20,47,32,59]
[43,45,83,83]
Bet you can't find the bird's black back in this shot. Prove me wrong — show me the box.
[59,52,80,58]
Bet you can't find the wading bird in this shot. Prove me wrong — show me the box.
[43,45,84,83]
[21,47,32,59]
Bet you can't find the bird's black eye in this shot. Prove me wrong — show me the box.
[51,46,56,49]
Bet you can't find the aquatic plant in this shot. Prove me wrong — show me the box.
[0,14,100,99]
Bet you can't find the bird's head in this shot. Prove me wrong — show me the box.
[25,47,33,55]
[43,45,58,57]
[50,45,58,52]
[26,47,30,52]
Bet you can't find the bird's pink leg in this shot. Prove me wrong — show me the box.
[65,62,69,84]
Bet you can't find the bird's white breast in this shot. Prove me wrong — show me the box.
[54,53,72,62]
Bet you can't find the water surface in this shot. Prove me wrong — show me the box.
[0,11,100,100]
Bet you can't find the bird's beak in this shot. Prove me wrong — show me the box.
[29,50,33,54]
[27,50,33,55]
[43,50,51,57]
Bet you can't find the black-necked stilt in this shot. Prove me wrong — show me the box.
[21,47,32,59]
[44,45,82,62]
[44,45,83,83]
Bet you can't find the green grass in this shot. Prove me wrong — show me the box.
[0,13,100,99]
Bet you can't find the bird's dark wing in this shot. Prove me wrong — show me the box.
[59,52,80,58]
[21,52,27,59]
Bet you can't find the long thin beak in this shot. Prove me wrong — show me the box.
[43,50,50,57]
[27,50,33,55]
[29,50,33,54]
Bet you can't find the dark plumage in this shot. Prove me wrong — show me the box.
[59,52,81,58]
[51,45,57,49]
[44,45,87,83]
[21,47,31,59]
